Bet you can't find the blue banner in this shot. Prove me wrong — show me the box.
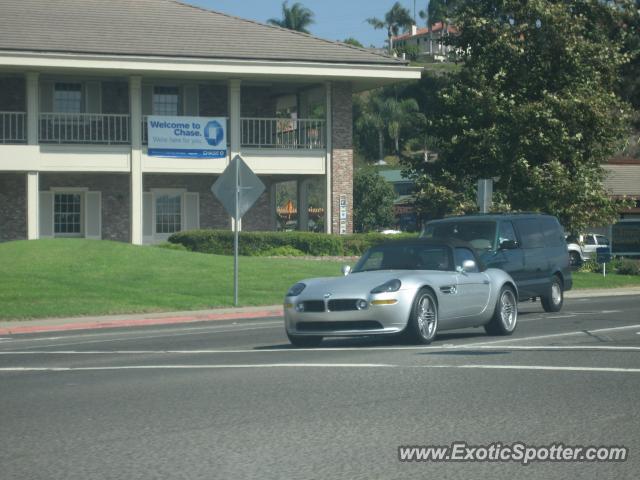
[147,116,227,159]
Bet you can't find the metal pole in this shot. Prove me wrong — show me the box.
[234,158,239,306]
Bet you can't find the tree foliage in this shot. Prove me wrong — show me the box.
[367,2,413,53]
[404,0,635,232]
[267,1,314,33]
[353,168,396,232]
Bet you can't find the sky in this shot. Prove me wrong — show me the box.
[185,0,426,48]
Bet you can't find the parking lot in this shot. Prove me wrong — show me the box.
[1,294,639,479]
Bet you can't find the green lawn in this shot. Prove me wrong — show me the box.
[571,271,640,289]
[1,240,638,320]
[0,239,344,320]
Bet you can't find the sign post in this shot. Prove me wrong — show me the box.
[211,155,265,306]
[596,246,612,278]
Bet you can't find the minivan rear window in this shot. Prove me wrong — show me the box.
[539,217,565,247]
[423,221,496,252]
[513,219,545,248]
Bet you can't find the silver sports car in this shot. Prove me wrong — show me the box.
[284,239,518,347]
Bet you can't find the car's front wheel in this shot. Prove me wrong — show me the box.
[485,286,518,336]
[287,332,323,348]
[405,288,438,344]
[541,275,564,312]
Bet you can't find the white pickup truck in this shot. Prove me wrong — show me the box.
[566,233,610,266]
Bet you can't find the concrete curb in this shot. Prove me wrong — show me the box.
[0,287,637,337]
[0,306,284,336]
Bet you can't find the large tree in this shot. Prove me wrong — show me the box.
[405,0,634,232]
[353,168,396,232]
[367,2,413,54]
[267,1,314,34]
[420,0,462,27]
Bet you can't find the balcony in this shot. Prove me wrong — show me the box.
[241,118,325,149]
[142,116,325,149]
[0,112,26,144]
[39,113,130,145]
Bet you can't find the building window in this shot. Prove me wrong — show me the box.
[155,193,182,234]
[54,192,83,235]
[153,86,180,115]
[54,83,82,113]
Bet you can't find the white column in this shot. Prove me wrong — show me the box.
[26,73,40,239]
[229,79,242,231]
[26,171,39,239]
[297,179,309,232]
[129,75,143,245]
[325,82,332,234]
[26,72,39,145]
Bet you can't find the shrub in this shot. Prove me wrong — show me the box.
[255,246,305,257]
[154,242,188,252]
[578,260,600,273]
[169,230,343,256]
[616,259,640,276]
[342,232,418,255]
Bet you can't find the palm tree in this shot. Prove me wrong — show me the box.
[356,94,387,163]
[366,2,413,54]
[382,97,421,160]
[267,1,315,34]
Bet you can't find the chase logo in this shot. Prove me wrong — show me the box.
[204,120,224,146]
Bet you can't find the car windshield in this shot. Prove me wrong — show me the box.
[352,244,452,272]
[423,221,496,252]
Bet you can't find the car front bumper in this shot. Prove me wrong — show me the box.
[284,290,415,337]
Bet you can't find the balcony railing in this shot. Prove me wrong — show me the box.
[0,111,26,144]
[241,118,325,149]
[39,113,130,145]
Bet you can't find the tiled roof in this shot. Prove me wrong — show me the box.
[603,164,640,196]
[0,0,404,65]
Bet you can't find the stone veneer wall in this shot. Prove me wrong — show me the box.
[39,173,131,242]
[0,173,27,242]
[144,174,273,232]
[330,82,354,234]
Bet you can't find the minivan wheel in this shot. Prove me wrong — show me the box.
[485,286,518,336]
[541,275,564,312]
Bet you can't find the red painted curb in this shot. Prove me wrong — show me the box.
[0,309,284,336]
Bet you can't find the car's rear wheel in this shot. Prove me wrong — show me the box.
[485,286,518,336]
[405,288,438,344]
[569,251,582,268]
[541,275,564,312]
[287,332,323,348]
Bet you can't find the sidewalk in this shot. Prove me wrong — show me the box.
[0,287,638,336]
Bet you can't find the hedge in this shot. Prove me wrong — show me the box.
[168,230,418,256]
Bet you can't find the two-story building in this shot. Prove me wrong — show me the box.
[0,0,421,244]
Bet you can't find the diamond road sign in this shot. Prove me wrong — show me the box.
[211,155,265,220]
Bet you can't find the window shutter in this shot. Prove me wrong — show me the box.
[183,85,199,116]
[85,82,101,113]
[39,191,54,238]
[39,82,54,112]
[143,192,153,242]
[84,191,102,239]
[183,192,199,231]
[142,85,153,115]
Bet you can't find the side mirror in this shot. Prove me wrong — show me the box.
[341,265,351,276]
[462,259,477,272]
[499,240,518,250]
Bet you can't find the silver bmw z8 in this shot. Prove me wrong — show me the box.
[284,239,518,347]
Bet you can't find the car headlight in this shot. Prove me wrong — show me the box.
[286,282,306,297]
[370,279,402,294]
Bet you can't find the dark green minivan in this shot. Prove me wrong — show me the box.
[421,213,572,312]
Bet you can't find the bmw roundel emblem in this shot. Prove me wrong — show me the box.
[323,293,332,299]
[204,120,224,146]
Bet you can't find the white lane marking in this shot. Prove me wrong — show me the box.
[466,323,640,347]
[1,364,639,374]
[427,365,640,373]
[0,363,393,372]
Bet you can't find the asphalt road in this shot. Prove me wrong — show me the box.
[1,295,639,480]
